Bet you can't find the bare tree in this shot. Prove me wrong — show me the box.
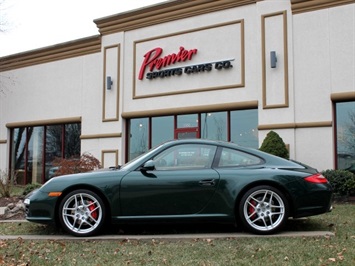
[344,110,355,153]
[0,0,15,95]
[0,0,10,32]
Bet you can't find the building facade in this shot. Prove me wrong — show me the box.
[0,0,354,184]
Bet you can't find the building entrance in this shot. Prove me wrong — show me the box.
[175,127,199,139]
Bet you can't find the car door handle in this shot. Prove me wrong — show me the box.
[199,179,216,186]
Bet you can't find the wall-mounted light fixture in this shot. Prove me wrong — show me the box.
[106,76,113,90]
[270,51,277,68]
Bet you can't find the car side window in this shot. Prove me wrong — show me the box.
[218,147,262,167]
[153,144,217,170]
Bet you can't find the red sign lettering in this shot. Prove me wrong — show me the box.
[138,46,198,80]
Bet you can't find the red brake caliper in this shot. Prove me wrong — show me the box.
[248,200,257,220]
[88,201,98,219]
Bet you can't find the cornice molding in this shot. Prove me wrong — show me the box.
[258,121,332,130]
[331,92,355,102]
[0,1,259,71]
[291,0,354,14]
[94,0,259,35]
[6,117,82,128]
[0,36,101,71]
[81,133,122,140]
[122,101,258,118]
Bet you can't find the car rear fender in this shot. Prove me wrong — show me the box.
[234,180,295,217]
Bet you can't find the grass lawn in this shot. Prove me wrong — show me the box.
[0,203,354,265]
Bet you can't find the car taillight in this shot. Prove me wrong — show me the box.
[304,173,328,184]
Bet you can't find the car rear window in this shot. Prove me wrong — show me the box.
[218,147,262,167]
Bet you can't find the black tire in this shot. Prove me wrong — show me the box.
[58,189,106,237]
[237,185,288,234]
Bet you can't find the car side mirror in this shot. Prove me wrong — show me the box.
[141,160,155,171]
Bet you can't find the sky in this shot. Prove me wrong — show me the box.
[0,0,166,57]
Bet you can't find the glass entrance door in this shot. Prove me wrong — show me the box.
[175,128,199,139]
[175,114,199,139]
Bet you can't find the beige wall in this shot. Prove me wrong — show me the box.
[0,0,354,171]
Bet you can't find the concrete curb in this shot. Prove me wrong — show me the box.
[0,231,334,241]
[0,219,27,223]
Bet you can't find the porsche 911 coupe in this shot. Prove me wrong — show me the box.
[24,139,333,237]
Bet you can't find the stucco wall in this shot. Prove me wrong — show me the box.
[291,3,355,170]
[1,0,354,172]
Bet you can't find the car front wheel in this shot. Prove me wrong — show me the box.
[238,185,288,234]
[59,189,106,237]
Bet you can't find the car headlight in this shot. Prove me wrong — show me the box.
[24,198,30,205]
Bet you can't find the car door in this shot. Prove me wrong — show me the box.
[120,143,220,216]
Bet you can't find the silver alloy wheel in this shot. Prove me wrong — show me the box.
[243,188,285,232]
[61,191,103,236]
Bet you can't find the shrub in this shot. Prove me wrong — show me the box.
[259,131,289,159]
[22,183,42,196]
[52,153,101,177]
[0,170,17,197]
[322,169,355,196]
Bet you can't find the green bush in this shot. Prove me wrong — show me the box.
[259,131,289,159]
[322,169,355,196]
[22,183,42,196]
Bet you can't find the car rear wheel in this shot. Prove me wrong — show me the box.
[58,189,106,237]
[238,185,288,234]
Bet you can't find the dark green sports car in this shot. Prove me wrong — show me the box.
[24,139,333,237]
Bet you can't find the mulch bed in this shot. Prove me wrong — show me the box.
[0,196,23,207]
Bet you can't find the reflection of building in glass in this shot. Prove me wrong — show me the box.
[336,102,355,172]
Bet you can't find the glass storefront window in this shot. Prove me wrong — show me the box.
[230,109,258,149]
[10,123,81,184]
[129,118,149,161]
[201,112,227,141]
[65,123,81,158]
[27,127,44,184]
[336,101,355,172]
[46,125,63,181]
[152,116,174,147]
[127,109,258,161]
[11,128,27,185]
